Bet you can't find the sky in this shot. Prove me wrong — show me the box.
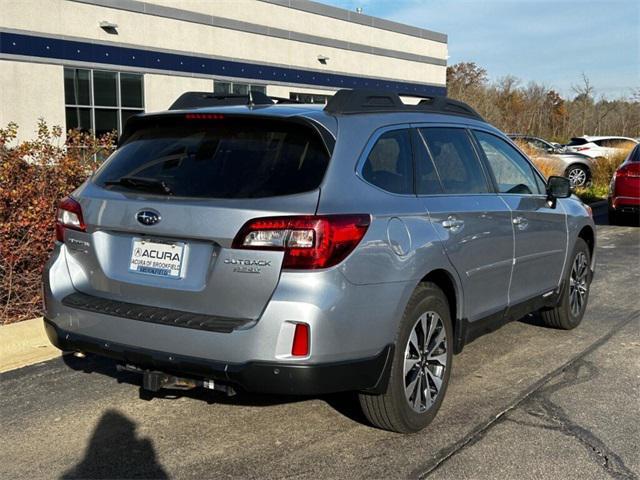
[320,0,640,99]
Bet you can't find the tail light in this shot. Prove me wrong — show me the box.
[55,196,86,242]
[232,214,370,269]
[616,163,640,178]
[576,147,590,151]
[291,323,310,356]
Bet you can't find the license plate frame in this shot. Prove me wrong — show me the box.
[129,238,185,279]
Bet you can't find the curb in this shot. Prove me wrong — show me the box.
[0,317,60,373]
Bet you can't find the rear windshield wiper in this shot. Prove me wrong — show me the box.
[103,176,174,195]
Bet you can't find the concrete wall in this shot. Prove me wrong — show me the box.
[148,0,447,59]
[144,74,213,112]
[0,0,447,137]
[0,60,65,142]
[1,0,445,86]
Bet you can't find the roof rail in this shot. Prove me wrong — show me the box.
[169,90,274,110]
[323,89,483,121]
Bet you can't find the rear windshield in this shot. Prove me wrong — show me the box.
[567,138,589,146]
[95,117,330,198]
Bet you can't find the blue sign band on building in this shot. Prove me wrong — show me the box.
[0,31,447,97]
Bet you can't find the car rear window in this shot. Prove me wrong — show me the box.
[95,116,330,198]
[567,138,589,146]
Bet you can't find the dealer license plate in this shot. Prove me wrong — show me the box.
[129,239,185,278]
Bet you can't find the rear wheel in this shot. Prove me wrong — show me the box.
[359,283,452,433]
[541,238,591,329]
[565,164,589,188]
[608,207,619,225]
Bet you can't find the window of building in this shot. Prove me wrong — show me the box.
[289,92,332,104]
[213,81,266,95]
[361,129,414,194]
[64,68,144,136]
[419,128,490,195]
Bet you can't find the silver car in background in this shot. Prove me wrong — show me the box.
[509,134,594,187]
[43,89,596,433]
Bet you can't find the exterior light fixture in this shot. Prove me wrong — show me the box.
[99,21,118,34]
[317,55,330,65]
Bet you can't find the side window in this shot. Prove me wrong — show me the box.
[362,129,413,194]
[413,130,444,195]
[528,139,547,151]
[474,131,542,195]
[419,128,489,194]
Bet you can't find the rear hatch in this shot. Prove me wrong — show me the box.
[62,113,332,321]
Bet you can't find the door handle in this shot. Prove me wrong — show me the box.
[442,216,464,230]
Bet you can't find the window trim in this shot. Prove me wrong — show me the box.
[64,67,145,136]
[412,124,495,197]
[355,124,416,197]
[471,127,549,197]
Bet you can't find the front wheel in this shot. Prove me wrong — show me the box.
[541,238,592,329]
[359,283,452,433]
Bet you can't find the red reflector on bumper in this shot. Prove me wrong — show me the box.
[291,323,310,356]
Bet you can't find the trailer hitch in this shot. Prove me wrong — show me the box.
[116,364,236,396]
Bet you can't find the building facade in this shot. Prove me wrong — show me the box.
[0,0,447,140]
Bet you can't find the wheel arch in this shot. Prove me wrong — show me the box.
[418,268,465,354]
[578,224,595,262]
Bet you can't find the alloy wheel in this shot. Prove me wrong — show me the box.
[569,251,589,317]
[567,168,587,188]
[403,311,447,413]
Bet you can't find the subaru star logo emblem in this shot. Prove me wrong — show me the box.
[136,210,161,226]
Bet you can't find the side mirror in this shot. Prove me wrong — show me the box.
[546,176,571,208]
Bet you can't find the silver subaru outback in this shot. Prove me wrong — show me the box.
[43,89,595,433]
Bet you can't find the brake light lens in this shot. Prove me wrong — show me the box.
[232,214,370,269]
[55,196,86,242]
[185,113,225,120]
[576,147,590,151]
[616,163,640,178]
[291,323,310,356]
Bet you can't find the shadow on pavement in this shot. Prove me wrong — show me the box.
[61,409,168,480]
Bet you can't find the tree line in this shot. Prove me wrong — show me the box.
[446,62,640,143]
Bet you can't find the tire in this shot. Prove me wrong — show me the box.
[358,283,453,433]
[565,164,589,188]
[608,207,619,225]
[541,238,591,330]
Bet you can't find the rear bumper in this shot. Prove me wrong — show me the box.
[44,317,392,395]
[609,195,640,213]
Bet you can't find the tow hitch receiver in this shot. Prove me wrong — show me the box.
[116,364,236,396]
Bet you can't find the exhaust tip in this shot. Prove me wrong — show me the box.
[72,351,86,358]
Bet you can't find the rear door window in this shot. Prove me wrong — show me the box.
[95,116,330,198]
[474,131,543,195]
[419,128,489,194]
[361,129,414,194]
[413,130,444,195]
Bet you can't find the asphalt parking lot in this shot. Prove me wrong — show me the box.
[1,209,638,480]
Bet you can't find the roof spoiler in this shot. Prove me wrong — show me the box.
[323,89,483,121]
[169,90,274,110]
